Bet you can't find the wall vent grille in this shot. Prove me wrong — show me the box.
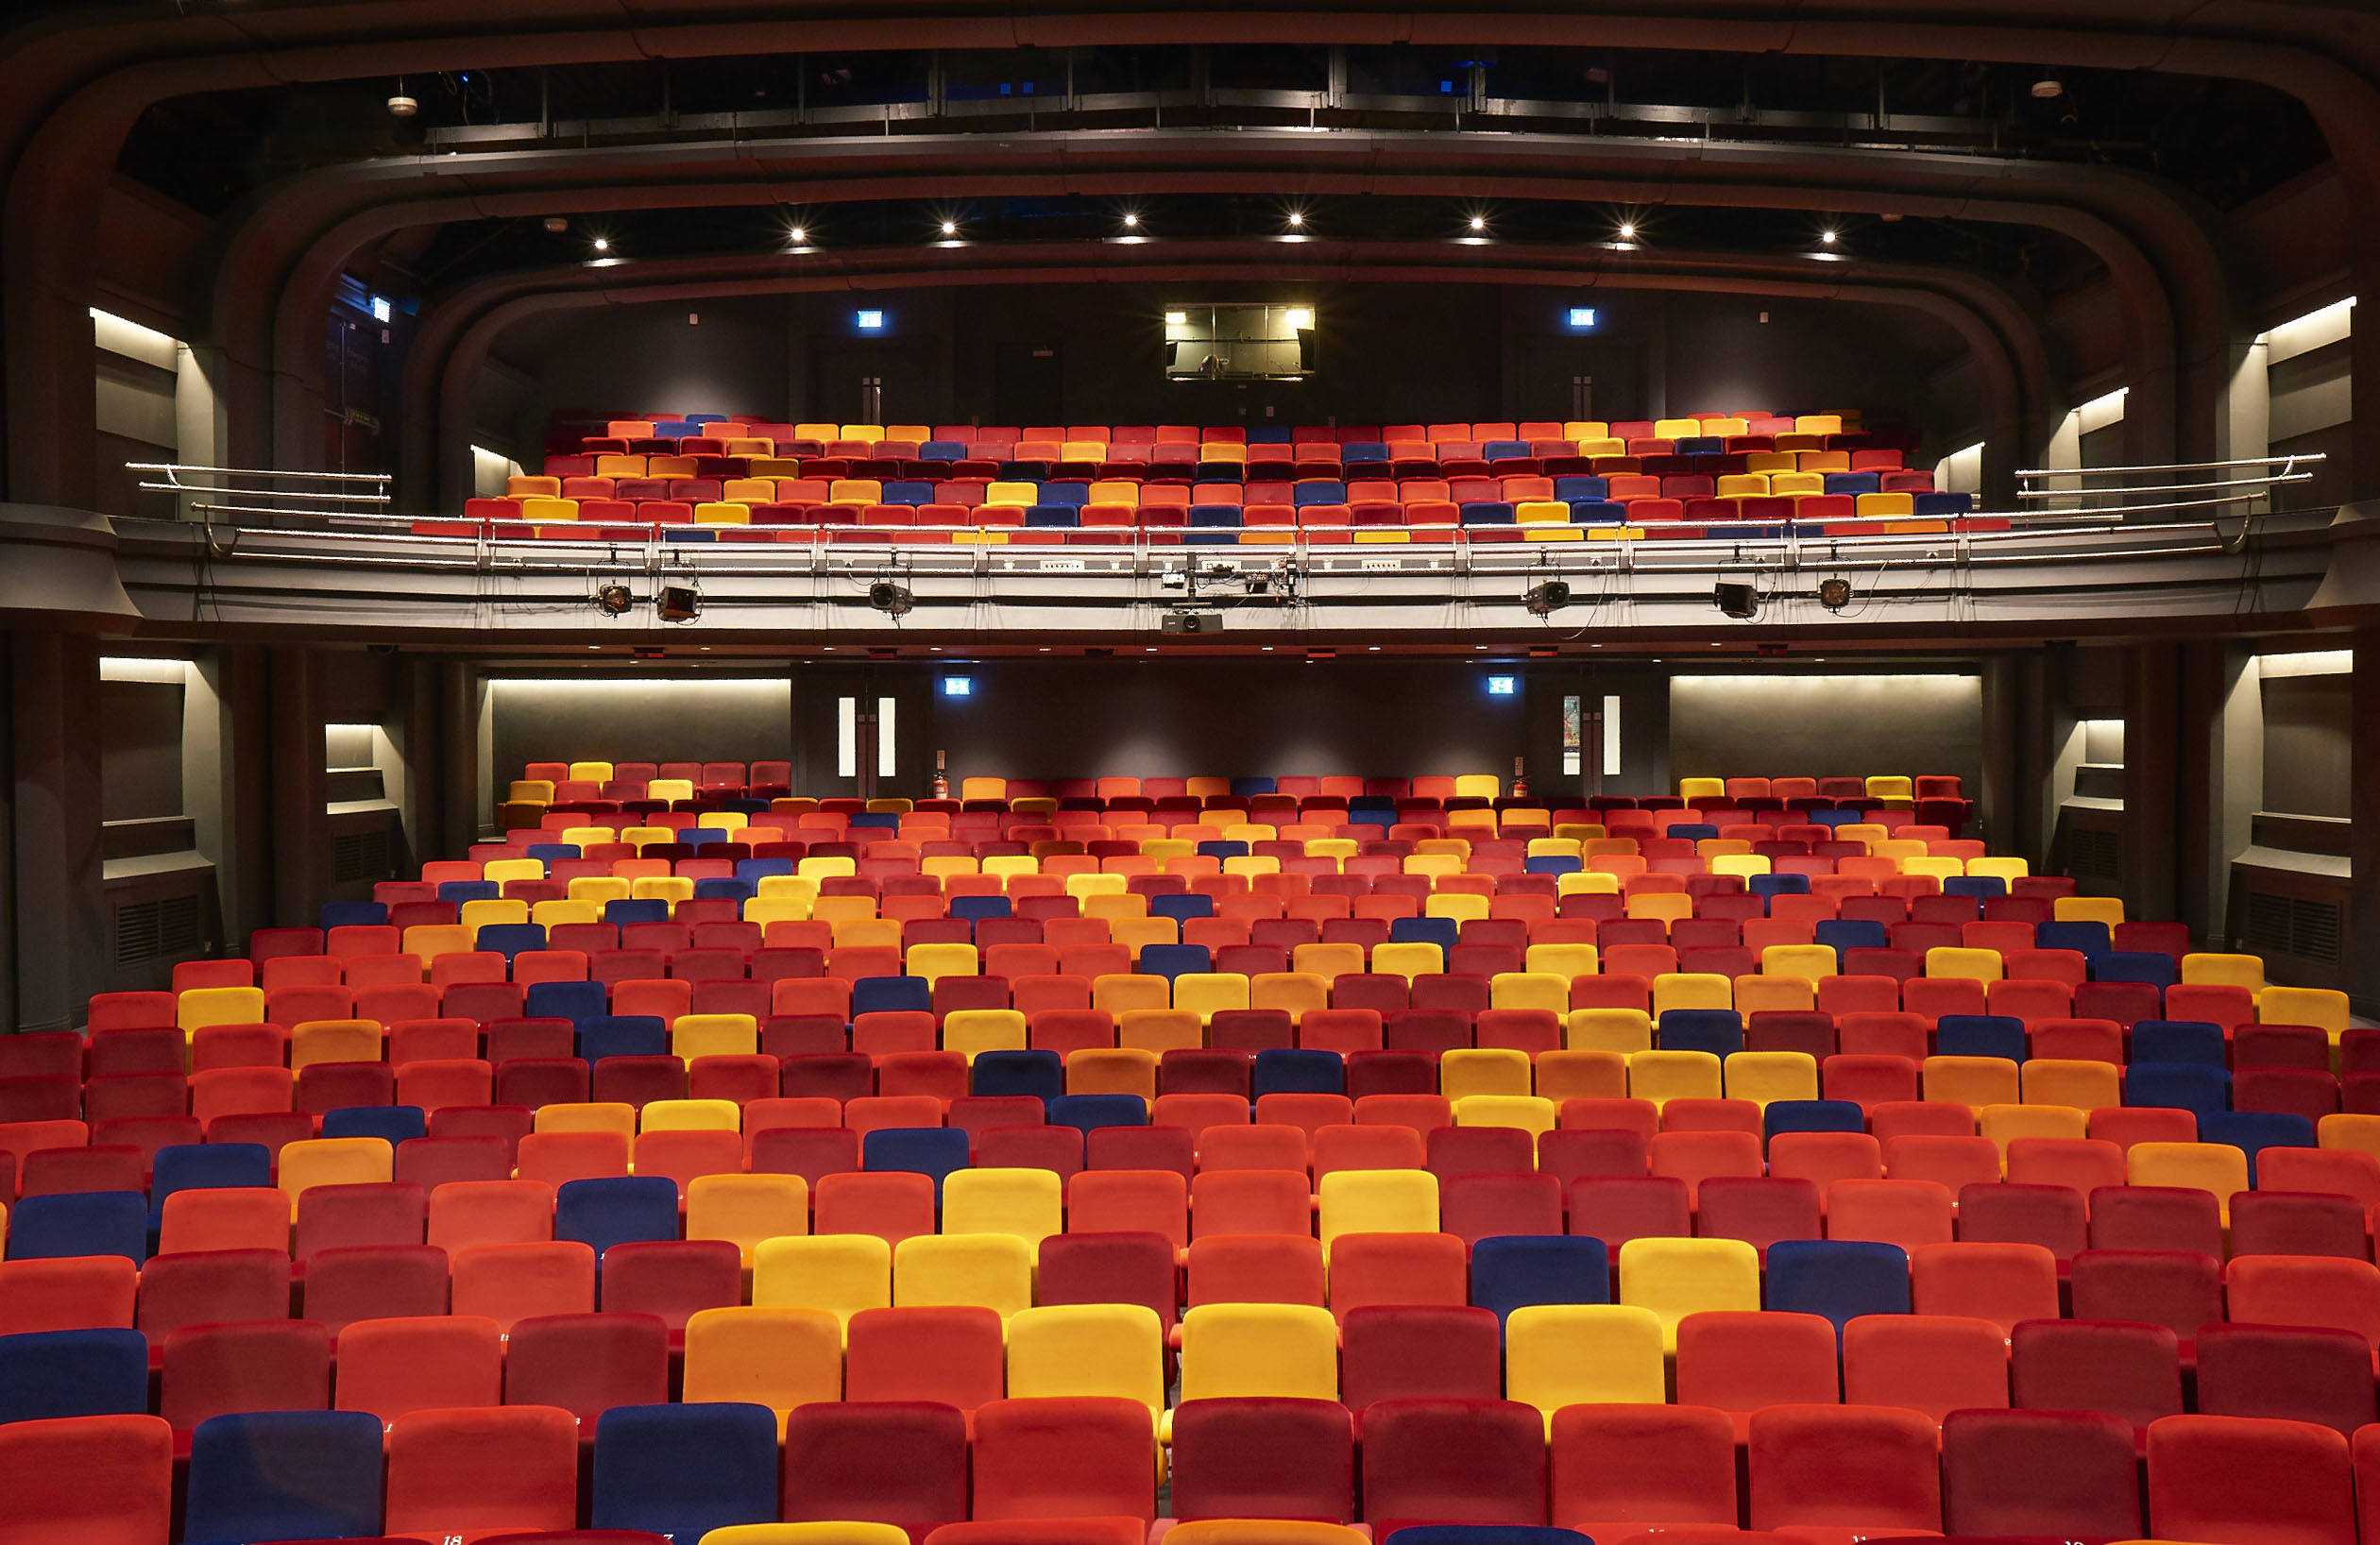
[331,827,393,885]
[113,893,202,967]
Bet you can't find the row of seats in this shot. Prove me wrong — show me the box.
[502,469,1939,513]
[10,1096,2380,1262]
[572,411,1874,445]
[15,1239,2380,1441]
[42,1398,2370,1545]
[514,772,1960,802]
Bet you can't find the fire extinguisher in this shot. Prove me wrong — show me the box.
[931,748,949,800]
[1511,756,1529,800]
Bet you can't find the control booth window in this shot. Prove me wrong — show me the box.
[1164,304,1316,381]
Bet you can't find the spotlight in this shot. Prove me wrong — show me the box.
[655,584,701,622]
[940,219,958,236]
[1819,229,1839,246]
[1469,214,1487,231]
[1523,580,1572,617]
[542,216,568,234]
[593,582,633,616]
[1817,577,1854,612]
[1285,210,1305,228]
[1618,221,1637,240]
[789,226,808,244]
[867,581,914,616]
[1121,212,1140,229]
[1714,582,1760,620]
[591,237,609,253]
[2031,77,2066,98]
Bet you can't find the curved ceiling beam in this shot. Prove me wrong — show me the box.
[8,1,2368,506]
[227,129,2205,479]
[395,237,2042,516]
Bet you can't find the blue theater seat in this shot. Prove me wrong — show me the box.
[851,976,932,1016]
[525,980,611,1027]
[1137,944,1212,981]
[863,1128,972,1195]
[185,1410,388,1545]
[476,923,546,962]
[149,1143,272,1228]
[321,1106,427,1145]
[604,899,671,925]
[881,481,936,504]
[1569,500,1627,524]
[1764,1238,1912,1331]
[1149,893,1216,922]
[1388,916,1458,953]
[1657,1009,1743,1059]
[1024,505,1080,527]
[1553,476,1609,501]
[2198,1111,2317,1183]
[1046,1095,1148,1134]
[1824,471,1881,496]
[5,1192,148,1263]
[1457,502,1516,525]
[971,1050,1064,1101]
[320,901,389,928]
[579,1015,669,1061]
[1934,1015,2026,1062]
[1293,482,1349,505]
[2036,921,2112,959]
[591,1403,780,1541]
[1251,1048,1345,1097]
[2131,1021,2227,1068]
[2096,951,2178,988]
[949,894,1012,922]
[557,1175,683,1255]
[1764,1099,1867,1141]
[0,1328,151,1424]
[2123,1061,2231,1118]
[1469,1236,1610,1322]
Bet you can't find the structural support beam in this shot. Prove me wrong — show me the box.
[2352,629,2380,1016]
[8,628,106,1031]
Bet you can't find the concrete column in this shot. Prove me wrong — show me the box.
[2351,631,2380,1018]
[2175,642,2257,947]
[440,661,483,856]
[269,647,329,930]
[8,631,108,1031]
[2121,643,2184,925]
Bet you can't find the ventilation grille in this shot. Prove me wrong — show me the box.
[332,827,394,885]
[2068,827,2121,880]
[113,893,203,967]
[2242,890,2344,966]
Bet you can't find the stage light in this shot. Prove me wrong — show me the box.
[1714,582,1760,620]
[1121,212,1140,229]
[940,219,958,235]
[1285,308,1314,329]
[1524,580,1572,617]
[655,584,701,622]
[1819,229,1839,246]
[789,226,808,244]
[1468,214,1487,231]
[1619,222,1637,240]
[591,237,609,253]
[1164,311,1187,325]
[867,581,913,616]
[593,582,633,616]
[1285,210,1305,228]
[1818,577,1854,612]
